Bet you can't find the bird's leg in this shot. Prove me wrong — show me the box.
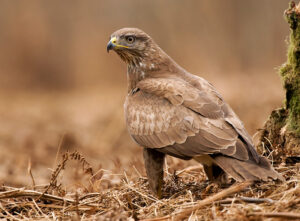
[203,164,230,185]
[143,148,165,198]
[203,165,214,181]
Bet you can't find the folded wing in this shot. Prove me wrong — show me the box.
[125,76,255,161]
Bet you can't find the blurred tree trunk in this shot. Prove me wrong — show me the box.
[258,2,300,162]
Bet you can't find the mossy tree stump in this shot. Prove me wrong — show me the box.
[259,2,300,162]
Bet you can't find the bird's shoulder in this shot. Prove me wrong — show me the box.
[135,74,227,119]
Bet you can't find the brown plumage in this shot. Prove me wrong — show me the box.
[107,28,284,197]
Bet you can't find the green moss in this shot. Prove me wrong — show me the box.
[287,91,300,136]
[280,5,300,137]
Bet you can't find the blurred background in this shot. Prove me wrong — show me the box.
[0,0,290,186]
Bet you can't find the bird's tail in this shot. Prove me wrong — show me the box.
[213,155,284,182]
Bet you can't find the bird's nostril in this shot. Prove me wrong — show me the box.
[110,37,117,44]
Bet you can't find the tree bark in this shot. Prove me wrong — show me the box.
[258,2,300,162]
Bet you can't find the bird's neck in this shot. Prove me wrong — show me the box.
[126,58,159,92]
[126,49,182,93]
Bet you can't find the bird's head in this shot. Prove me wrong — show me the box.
[107,28,159,66]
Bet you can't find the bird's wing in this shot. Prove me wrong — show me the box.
[125,77,253,161]
[183,74,259,161]
[135,76,259,162]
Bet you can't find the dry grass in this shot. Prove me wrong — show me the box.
[1,146,300,220]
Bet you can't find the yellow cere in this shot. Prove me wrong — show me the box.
[110,37,117,44]
[110,36,129,49]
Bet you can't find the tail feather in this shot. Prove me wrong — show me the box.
[213,155,284,182]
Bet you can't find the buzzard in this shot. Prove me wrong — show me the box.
[107,28,283,197]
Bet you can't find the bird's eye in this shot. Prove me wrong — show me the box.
[126,36,135,43]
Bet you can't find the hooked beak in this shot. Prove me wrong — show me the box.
[107,37,117,53]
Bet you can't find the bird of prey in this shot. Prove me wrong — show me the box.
[107,28,283,197]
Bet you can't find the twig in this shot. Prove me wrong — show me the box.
[0,189,75,204]
[6,202,65,210]
[175,165,203,176]
[141,181,252,221]
[27,158,36,190]
[133,165,143,178]
[218,196,274,204]
[248,212,300,220]
[79,192,100,201]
